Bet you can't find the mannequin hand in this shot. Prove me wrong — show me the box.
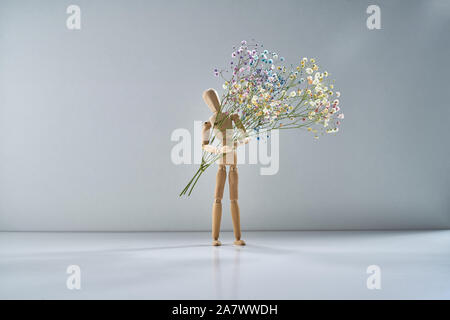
[202,145,218,154]
[219,145,234,154]
[236,137,250,146]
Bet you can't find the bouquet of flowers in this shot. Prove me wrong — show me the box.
[180,40,344,196]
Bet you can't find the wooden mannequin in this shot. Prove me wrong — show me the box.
[201,89,247,246]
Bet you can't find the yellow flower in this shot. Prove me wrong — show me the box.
[310,58,315,63]
[307,127,312,131]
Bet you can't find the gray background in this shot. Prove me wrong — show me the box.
[0,0,449,231]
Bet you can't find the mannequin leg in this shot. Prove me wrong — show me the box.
[212,165,226,246]
[229,165,245,246]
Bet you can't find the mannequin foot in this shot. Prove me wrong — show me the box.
[233,239,246,246]
[212,240,222,246]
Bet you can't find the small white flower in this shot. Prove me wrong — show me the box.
[326,127,339,133]
[306,68,313,74]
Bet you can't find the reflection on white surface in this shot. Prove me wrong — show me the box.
[212,245,243,299]
[0,231,449,299]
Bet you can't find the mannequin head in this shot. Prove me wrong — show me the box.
[202,88,221,113]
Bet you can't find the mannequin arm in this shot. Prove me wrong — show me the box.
[202,121,218,154]
[231,114,246,133]
[202,121,212,146]
[201,121,233,154]
[231,114,250,145]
